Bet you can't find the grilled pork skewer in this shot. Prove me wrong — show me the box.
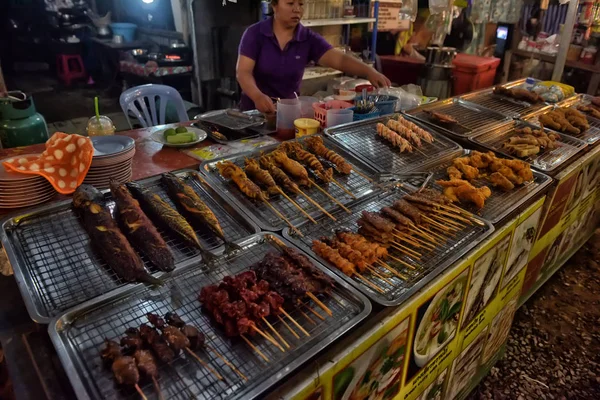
[126,181,215,264]
[110,180,175,272]
[162,173,239,252]
[100,339,148,400]
[386,119,422,147]
[396,115,434,143]
[376,123,413,152]
[73,185,161,285]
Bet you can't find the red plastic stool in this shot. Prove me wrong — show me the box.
[56,54,86,86]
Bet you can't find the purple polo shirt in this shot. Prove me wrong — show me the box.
[238,18,333,111]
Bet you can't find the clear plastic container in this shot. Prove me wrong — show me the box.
[86,115,115,136]
[298,96,318,118]
[326,108,353,127]
[276,99,301,140]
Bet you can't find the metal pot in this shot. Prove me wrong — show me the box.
[425,46,457,66]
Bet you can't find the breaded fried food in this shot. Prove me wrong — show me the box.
[453,159,479,180]
[447,166,463,180]
[489,172,515,191]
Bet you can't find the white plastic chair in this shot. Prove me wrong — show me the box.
[119,84,188,128]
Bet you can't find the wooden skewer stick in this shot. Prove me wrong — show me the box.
[427,215,462,232]
[297,188,337,221]
[411,224,446,242]
[302,302,325,321]
[306,292,333,316]
[390,242,421,259]
[205,344,248,381]
[251,325,285,352]
[135,384,148,400]
[422,215,454,232]
[262,317,290,349]
[405,232,437,249]
[240,335,270,362]
[276,187,317,224]
[385,254,416,270]
[426,206,473,225]
[262,199,303,237]
[351,168,374,183]
[393,230,435,249]
[366,265,394,284]
[392,234,425,249]
[430,214,466,229]
[184,347,224,380]
[307,178,351,214]
[354,273,385,293]
[331,178,356,199]
[325,291,346,308]
[414,146,427,157]
[152,377,164,400]
[299,307,317,325]
[377,260,409,280]
[279,307,311,337]
[406,225,440,244]
[277,314,300,339]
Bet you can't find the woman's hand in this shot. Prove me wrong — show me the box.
[253,93,276,113]
[367,70,391,88]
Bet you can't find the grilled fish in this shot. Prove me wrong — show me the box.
[126,181,215,264]
[73,185,161,285]
[110,180,175,272]
[162,173,239,252]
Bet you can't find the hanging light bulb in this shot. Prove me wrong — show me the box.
[142,0,155,4]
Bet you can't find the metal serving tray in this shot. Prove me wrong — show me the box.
[49,233,371,400]
[407,98,514,138]
[196,109,263,131]
[323,115,463,174]
[0,170,259,323]
[460,86,552,119]
[407,149,553,224]
[199,135,380,232]
[526,95,600,145]
[283,186,494,306]
[470,120,588,173]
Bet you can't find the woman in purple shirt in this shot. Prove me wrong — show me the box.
[236,0,391,112]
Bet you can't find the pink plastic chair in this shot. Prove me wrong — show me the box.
[119,84,188,128]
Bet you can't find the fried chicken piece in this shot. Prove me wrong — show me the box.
[500,159,534,182]
[577,105,600,119]
[538,114,562,131]
[468,152,490,168]
[489,172,515,191]
[452,184,491,209]
[453,159,479,180]
[446,166,463,180]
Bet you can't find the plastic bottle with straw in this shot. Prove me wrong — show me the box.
[86,96,115,136]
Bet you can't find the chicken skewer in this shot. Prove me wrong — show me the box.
[280,142,356,199]
[376,123,412,153]
[244,158,317,224]
[100,340,150,400]
[396,115,435,143]
[217,161,303,236]
[260,155,337,221]
[386,119,422,148]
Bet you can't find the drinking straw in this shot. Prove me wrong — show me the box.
[94,96,101,122]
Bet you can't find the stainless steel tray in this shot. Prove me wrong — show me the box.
[0,170,259,323]
[283,186,494,306]
[460,87,552,119]
[323,115,463,173]
[199,135,380,232]
[49,233,371,400]
[408,149,553,224]
[526,96,600,145]
[196,109,263,131]
[406,98,514,138]
[470,120,588,173]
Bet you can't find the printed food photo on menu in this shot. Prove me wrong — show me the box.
[583,157,600,198]
[406,270,469,382]
[447,326,489,399]
[461,236,511,329]
[416,367,448,400]
[482,298,519,364]
[332,318,410,400]
[538,232,565,282]
[502,207,543,288]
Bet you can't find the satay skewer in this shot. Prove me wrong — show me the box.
[135,384,148,400]
[376,260,409,280]
[385,254,416,270]
[422,215,456,232]
[366,265,394,284]
[390,243,422,259]
[262,199,303,237]
[240,335,270,363]
[251,325,285,352]
[307,178,351,213]
[296,188,337,221]
[276,187,317,224]
[262,317,290,349]
[426,207,473,225]
[355,273,385,293]
[306,292,333,316]
[393,230,435,249]
[298,308,317,325]
[279,307,311,337]
[411,224,446,242]
[392,235,425,249]
[302,302,325,321]
[184,348,224,380]
[204,344,248,381]
[429,213,466,229]
[277,315,300,339]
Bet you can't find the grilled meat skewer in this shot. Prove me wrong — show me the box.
[280,142,333,183]
[110,180,175,272]
[244,158,280,196]
[126,181,215,264]
[101,340,122,365]
[121,327,144,353]
[217,161,267,201]
[270,151,310,186]
[73,185,161,285]
[259,156,301,194]
[162,173,238,252]
[139,324,175,363]
[304,136,352,174]
[112,356,140,386]
[134,349,159,380]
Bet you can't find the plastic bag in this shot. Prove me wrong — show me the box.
[378,87,421,111]
[399,0,418,22]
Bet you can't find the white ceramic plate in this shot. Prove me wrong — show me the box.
[151,127,207,148]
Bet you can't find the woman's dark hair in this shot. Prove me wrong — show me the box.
[265,0,277,16]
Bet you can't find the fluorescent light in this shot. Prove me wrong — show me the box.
[142,0,154,4]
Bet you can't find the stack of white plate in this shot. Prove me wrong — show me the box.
[83,136,136,189]
[0,154,56,209]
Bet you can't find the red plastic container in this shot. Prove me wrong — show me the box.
[452,54,501,96]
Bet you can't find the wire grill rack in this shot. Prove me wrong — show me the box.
[49,233,371,400]
[406,150,552,224]
[324,115,462,173]
[1,170,258,323]
[196,110,262,131]
[524,97,600,145]
[407,98,513,138]
[460,90,551,119]
[284,187,494,306]
[470,121,588,173]
[199,136,379,232]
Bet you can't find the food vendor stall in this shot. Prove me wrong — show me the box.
[0,78,598,400]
